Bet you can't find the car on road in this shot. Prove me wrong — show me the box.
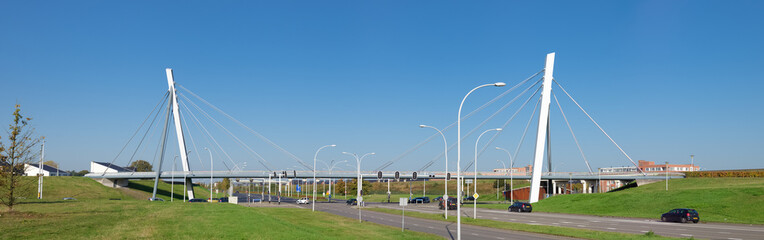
[208,198,220,203]
[661,208,699,223]
[433,196,443,202]
[296,197,310,204]
[148,197,164,202]
[409,197,430,203]
[188,198,206,202]
[346,198,358,205]
[218,197,229,203]
[508,202,532,212]
[463,196,475,201]
[439,197,459,210]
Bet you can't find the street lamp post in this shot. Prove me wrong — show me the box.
[690,155,695,171]
[665,161,669,191]
[495,147,513,203]
[343,152,375,223]
[457,82,505,240]
[172,155,178,202]
[419,124,449,219]
[474,128,502,218]
[313,144,336,212]
[204,147,213,202]
[318,159,348,203]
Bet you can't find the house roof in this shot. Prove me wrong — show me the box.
[27,163,65,173]
[92,161,132,172]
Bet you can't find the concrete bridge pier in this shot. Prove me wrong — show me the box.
[99,178,128,188]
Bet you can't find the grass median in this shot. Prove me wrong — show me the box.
[366,207,680,240]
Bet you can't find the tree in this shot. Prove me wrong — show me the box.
[219,178,231,193]
[335,180,346,196]
[347,179,372,196]
[0,105,41,211]
[69,170,89,176]
[43,160,57,168]
[129,160,153,172]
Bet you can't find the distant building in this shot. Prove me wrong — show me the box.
[90,161,133,174]
[491,165,533,176]
[24,163,70,176]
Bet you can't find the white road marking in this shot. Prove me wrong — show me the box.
[529,220,537,223]
[496,237,505,240]
[719,232,731,234]
[640,230,649,233]
[680,234,693,237]
[577,225,586,227]
[471,233,479,236]
[727,238,742,240]
[606,228,617,230]
[561,221,572,224]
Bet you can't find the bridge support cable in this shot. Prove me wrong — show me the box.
[512,98,542,170]
[461,85,542,172]
[179,94,273,172]
[376,70,545,171]
[177,101,236,172]
[463,84,544,172]
[178,99,252,172]
[553,79,645,175]
[152,88,175,199]
[420,78,544,172]
[553,93,594,174]
[132,94,173,176]
[103,92,168,176]
[178,104,207,170]
[177,85,311,171]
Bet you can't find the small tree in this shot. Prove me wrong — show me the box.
[129,160,153,172]
[347,179,372,196]
[219,178,231,193]
[335,180,346,196]
[0,105,41,211]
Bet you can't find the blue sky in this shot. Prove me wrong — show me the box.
[1,1,762,173]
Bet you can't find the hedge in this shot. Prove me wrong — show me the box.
[685,171,764,178]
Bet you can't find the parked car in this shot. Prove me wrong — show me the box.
[208,198,220,203]
[148,197,164,202]
[508,202,532,212]
[409,197,430,203]
[661,208,699,223]
[296,197,310,204]
[188,198,206,202]
[346,198,358,205]
[439,197,459,210]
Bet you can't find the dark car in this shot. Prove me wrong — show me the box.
[410,197,430,203]
[463,196,475,201]
[346,198,358,205]
[218,197,229,203]
[508,202,532,212]
[433,196,443,202]
[439,198,459,210]
[661,208,699,223]
[188,198,206,202]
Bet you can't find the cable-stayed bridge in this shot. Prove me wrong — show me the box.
[86,53,675,202]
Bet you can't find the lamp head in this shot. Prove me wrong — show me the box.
[419,124,426,128]
[330,144,337,147]
[495,128,503,131]
[494,82,506,87]
[495,147,501,150]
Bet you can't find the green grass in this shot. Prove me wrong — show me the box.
[366,207,679,240]
[477,178,764,224]
[1,177,441,239]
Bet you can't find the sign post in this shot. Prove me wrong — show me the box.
[399,198,408,232]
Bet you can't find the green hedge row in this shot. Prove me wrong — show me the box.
[685,171,764,178]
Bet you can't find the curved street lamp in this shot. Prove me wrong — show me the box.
[495,147,514,203]
[313,144,336,212]
[456,82,504,240]
[343,151,375,223]
[419,124,449,219]
[473,128,502,218]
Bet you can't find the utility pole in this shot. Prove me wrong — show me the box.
[665,161,669,191]
[37,140,45,199]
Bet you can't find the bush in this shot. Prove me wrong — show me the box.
[685,171,764,178]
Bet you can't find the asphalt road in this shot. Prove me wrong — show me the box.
[236,193,576,240]
[379,201,764,240]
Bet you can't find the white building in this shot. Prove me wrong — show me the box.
[24,163,70,176]
[90,161,132,174]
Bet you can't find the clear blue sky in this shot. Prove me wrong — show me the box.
[1,1,762,173]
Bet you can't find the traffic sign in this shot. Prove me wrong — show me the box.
[443,194,448,200]
[446,173,451,180]
[377,171,383,179]
[358,196,363,202]
[473,193,479,199]
[296,185,301,193]
[399,198,408,206]
[412,172,417,180]
[395,171,400,180]
[465,179,473,184]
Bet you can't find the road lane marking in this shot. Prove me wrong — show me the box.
[606,228,617,230]
[640,231,649,233]
[496,237,505,240]
[577,225,586,227]
[727,238,742,240]
[561,221,572,224]
[680,234,692,237]
[471,233,479,236]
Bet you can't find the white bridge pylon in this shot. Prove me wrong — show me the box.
[529,53,555,203]
[165,68,195,199]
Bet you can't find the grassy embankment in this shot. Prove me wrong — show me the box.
[367,207,678,240]
[476,177,764,224]
[0,177,441,239]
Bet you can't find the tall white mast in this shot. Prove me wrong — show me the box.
[166,68,195,199]
[529,53,555,203]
